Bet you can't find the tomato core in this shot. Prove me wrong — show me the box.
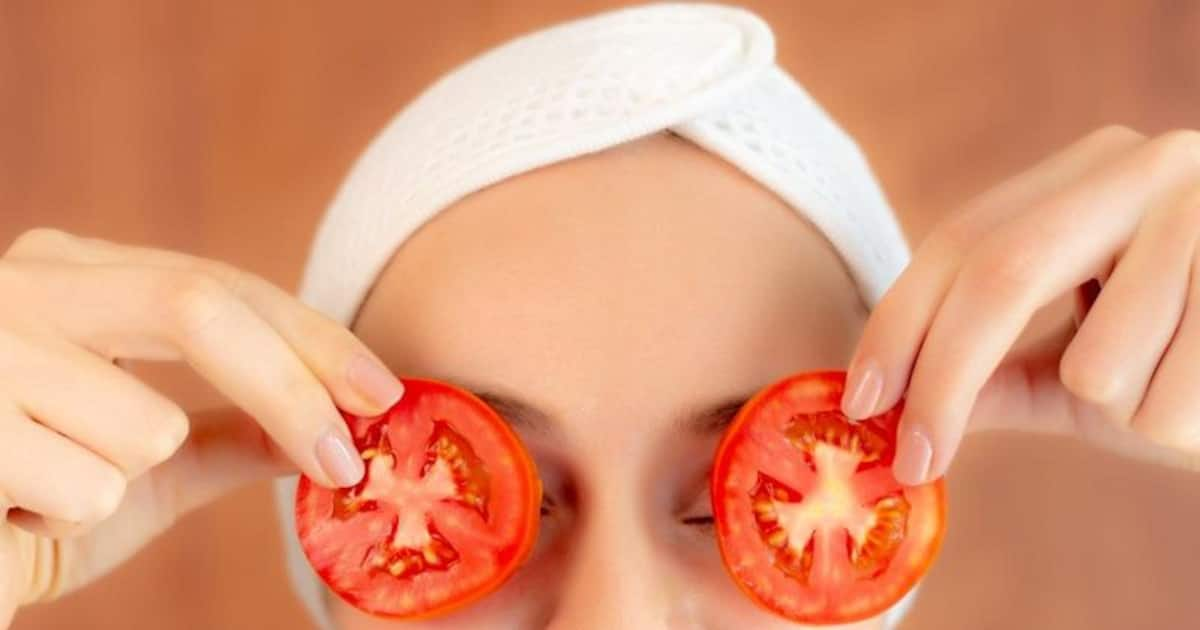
[295,379,540,619]
[712,371,946,624]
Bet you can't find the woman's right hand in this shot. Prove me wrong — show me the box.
[0,228,405,628]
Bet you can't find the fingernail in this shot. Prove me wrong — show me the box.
[843,360,883,420]
[894,428,933,485]
[316,427,365,487]
[348,354,404,409]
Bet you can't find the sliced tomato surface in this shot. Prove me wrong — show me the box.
[296,378,541,619]
[712,371,946,625]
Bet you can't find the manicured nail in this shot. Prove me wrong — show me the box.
[893,428,933,485]
[348,354,404,409]
[843,360,883,420]
[316,427,365,487]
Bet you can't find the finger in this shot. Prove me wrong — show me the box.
[47,407,299,588]
[0,404,126,525]
[968,283,1200,472]
[1072,277,1103,327]
[0,331,188,478]
[73,407,293,547]
[1130,240,1200,448]
[896,130,1200,484]
[153,406,296,517]
[1059,184,1200,423]
[842,125,1146,421]
[5,510,89,540]
[4,229,404,417]
[968,318,1078,434]
[6,263,363,488]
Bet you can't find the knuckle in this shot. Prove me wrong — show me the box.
[958,242,1040,303]
[160,271,236,336]
[277,372,335,430]
[1164,188,1200,237]
[1146,129,1200,177]
[1086,124,1144,148]
[290,307,365,366]
[1059,346,1121,408]
[1132,409,1200,451]
[0,264,20,310]
[218,262,250,290]
[89,468,127,521]
[921,216,975,261]
[202,259,252,297]
[281,370,325,410]
[322,317,366,357]
[4,228,73,259]
[142,404,190,467]
[63,468,126,523]
[0,319,38,378]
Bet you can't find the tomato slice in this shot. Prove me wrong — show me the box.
[711,371,946,625]
[295,378,541,619]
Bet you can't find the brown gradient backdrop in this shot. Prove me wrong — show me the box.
[2,2,1198,628]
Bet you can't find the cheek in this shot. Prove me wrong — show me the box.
[330,548,877,630]
[329,561,561,629]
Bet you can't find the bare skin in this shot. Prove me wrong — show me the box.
[5,126,1200,629]
[343,133,877,629]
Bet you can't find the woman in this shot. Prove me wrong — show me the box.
[2,4,1199,629]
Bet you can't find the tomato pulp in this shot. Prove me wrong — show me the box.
[711,371,946,624]
[295,378,541,619]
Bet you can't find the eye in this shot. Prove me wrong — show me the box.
[529,451,570,522]
[523,491,565,563]
[529,462,575,552]
[679,488,715,534]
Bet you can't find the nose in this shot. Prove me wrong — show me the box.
[544,495,688,630]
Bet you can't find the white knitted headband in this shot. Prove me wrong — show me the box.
[275,4,915,628]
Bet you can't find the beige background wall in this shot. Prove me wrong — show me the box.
[3,2,1199,628]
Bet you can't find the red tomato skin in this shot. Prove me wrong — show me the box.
[711,370,947,625]
[295,378,541,620]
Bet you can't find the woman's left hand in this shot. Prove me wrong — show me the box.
[841,126,1200,485]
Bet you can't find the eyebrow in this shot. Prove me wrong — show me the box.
[473,390,559,437]
[682,397,750,435]
[471,389,748,439]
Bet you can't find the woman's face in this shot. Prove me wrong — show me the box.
[342,134,879,629]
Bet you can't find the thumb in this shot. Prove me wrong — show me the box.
[969,319,1078,437]
[969,320,1200,471]
[969,280,1107,436]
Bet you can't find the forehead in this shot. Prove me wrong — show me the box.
[354,134,865,443]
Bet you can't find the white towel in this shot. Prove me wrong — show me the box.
[274,4,916,628]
